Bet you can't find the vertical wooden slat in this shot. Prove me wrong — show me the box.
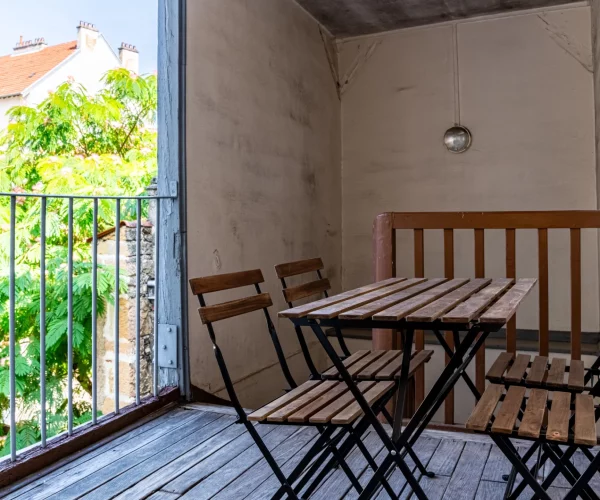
[414,229,425,407]
[444,229,455,424]
[538,229,549,357]
[474,229,486,395]
[505,228,517,353]
[571,228,581,360]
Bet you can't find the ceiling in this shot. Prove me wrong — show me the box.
[295,0,581,37]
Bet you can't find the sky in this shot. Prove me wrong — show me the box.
[0,0,158,74]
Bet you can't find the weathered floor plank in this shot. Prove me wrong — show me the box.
[426,438,465,477]
[210,426,318,499]
[5,406,599,500]
[178,424,299,499]
[441,441,491,500]
[1,407,185,500]
[51,413,230,500]
[161,424,277,495]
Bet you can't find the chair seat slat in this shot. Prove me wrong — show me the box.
[356,350,403,379]
[491,386,527,434]
[267,381,338,422]
[331,381,395,425]
[504,354,530,383]
[547,392,571,443]
[574,394,597,446]
[345,350,388,378]
[518,389,547,439]
[396,350,435,379]
[486,352,514,382]
[568,360,585,390]
[309,381,376,423]
[287,383,349,423]
[526,356,548,385]
[321,350,370,379]
[465,384,504,432]
[248,380,322,422]
[546,358,567,388]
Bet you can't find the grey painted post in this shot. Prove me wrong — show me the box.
[157,0,188,395]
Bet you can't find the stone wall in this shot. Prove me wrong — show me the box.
[96,221,155,413]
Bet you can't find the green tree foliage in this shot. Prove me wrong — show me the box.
[0,68,157,455]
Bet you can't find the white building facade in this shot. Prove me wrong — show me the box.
[0,22,139,129]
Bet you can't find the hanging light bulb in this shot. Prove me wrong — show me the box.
[444,125,472,153]
[444,25,472,154]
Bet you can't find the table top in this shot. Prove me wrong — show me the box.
[279,277,537,328]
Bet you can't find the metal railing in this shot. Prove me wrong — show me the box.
[1,192,172,461]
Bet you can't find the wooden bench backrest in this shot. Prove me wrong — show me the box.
[373,211,600,424]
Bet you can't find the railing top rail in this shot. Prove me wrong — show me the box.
[0,192,176,200]
[380,211,600,229]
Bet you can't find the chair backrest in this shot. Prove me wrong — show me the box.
[190,269,273,324]
[275,257,331,305]
[189,269,297,409]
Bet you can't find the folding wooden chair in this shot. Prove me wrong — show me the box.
[466,383,600,499]
[189,269,399,498]
[275,257,436,482]
[484,351,600,498]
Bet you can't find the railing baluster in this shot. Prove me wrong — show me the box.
[538,228,549,357]
[67,198,74,435]
[505,228,517,353]
[9,196,17,461]
[115,200,121,414]
[153,199,161,397]
[571,228,581,360]
[92,199,98,425]
[136,199,142,405]
[40,198,47,446]
[443,228,454,425]
[413,229,425,407]
[474,228,486,395]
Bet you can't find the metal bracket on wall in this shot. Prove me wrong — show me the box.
[158,323,178,368]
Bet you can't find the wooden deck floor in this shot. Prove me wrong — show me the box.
[1,404,597,499]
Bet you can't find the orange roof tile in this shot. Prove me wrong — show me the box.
[0,41,78,98]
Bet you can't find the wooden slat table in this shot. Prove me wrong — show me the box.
[279,276,537,499]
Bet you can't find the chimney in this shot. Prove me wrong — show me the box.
[119,43,139,74]
[13,36,48,55]
[77,21,99,52]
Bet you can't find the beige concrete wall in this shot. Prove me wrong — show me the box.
[186,0,341,408]
[340,5,599,332]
